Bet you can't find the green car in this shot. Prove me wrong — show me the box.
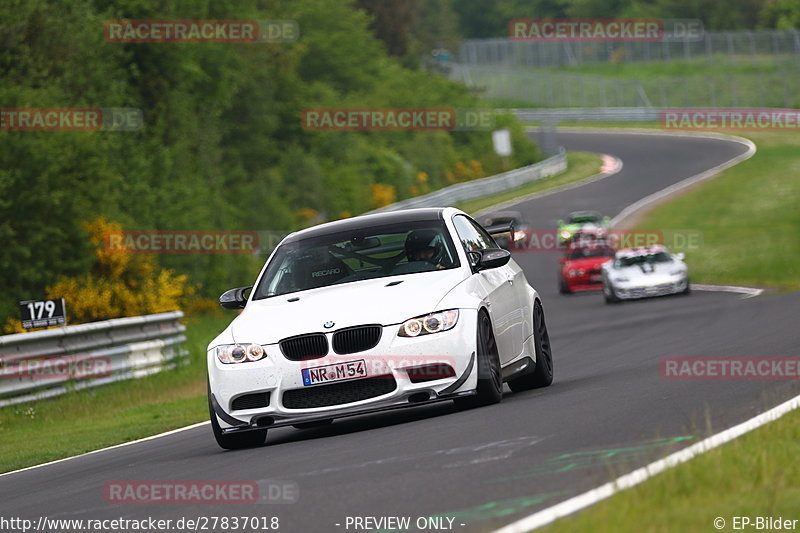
[557,211,611,243]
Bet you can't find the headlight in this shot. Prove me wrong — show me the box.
[568,269,584,277]
[612,276,629,282]
[560,230,571,240]
[213,344,266,364]
[398,310,459,338]
[669,269,686,276]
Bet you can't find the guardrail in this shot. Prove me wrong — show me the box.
[0,311,187,407]
[367,148,567,213]
[510,107,662,123]
[507,107,661,124]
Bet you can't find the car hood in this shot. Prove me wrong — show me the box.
[613,261,684,279]
[230,269,468,344]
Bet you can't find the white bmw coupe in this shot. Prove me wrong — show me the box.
[207,207,553,449]
[602,245,690,303]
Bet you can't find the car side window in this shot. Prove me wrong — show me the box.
[452,215,495,253]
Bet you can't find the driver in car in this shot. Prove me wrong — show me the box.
[404,229,447,269]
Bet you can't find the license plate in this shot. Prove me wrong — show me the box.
[301,360,367,386]
[590,274,603,281]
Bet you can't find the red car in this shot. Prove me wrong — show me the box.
[559,243,616,294]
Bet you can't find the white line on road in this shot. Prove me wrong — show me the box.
[691,284,764,298]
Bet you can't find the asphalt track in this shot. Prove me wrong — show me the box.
[3,131,799,533]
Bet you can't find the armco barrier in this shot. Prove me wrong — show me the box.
[367,148,566,213]
[0,311,187,407]
[511,107,662,123]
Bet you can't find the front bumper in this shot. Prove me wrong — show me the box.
[612,277,688,299]
[565,273,604,292]
[208,310,479,432]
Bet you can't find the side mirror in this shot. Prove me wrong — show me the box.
[474,248,511,271]
[675,253,685,261]
[219,286,252,310]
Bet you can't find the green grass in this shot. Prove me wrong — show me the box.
[0,312,230,473]
[457,151,604,214]
[541,55,797,79]
[543,408,800,533]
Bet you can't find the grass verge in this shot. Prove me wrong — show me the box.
[457,151,604,214]
[543,408,800,533]
[0,312,230,473]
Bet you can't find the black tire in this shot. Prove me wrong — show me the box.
[454,311,503,408]
[208,385,267,450]
[559,277,571,295]
[603,282,620,304]
[293,419,333,429]
[508,301,554,391]
[683,278,691,295]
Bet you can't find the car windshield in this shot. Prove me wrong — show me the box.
[252,220,460,299]
[568,247,615,260]
[617,251,672,267]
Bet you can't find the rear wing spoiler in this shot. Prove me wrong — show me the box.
[484,222,515,238]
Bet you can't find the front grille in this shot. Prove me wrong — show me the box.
[624,283,675,297]
[279,333,328,361]
[231,392,271,411]
[282,375,396,409]
[332,325,382,354]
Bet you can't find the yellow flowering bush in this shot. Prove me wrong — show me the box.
[3,217,194,333]
[445,160,484,184]
[369,183,397,209]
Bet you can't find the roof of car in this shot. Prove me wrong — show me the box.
[283,208,451,243]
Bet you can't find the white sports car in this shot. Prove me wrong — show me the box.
[207,207,553,449]
[602,245,690,303]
